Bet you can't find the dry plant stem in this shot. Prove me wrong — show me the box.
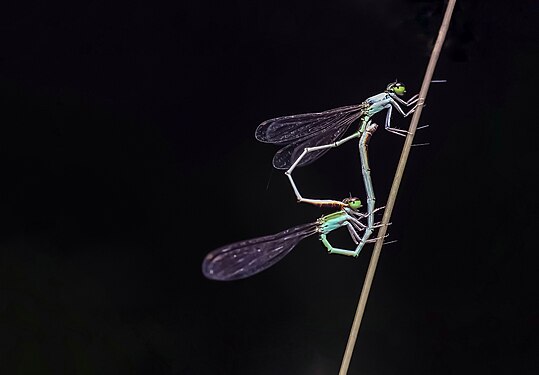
[338,1,457,374]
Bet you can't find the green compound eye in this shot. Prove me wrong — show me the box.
[393,84,406,95]
[348,199,362,210]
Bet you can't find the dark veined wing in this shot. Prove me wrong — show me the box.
[202,223,318,281]
[271,119,352,170]
[255,103,366,145]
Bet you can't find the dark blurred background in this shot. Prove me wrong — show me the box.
[1,1,537,374]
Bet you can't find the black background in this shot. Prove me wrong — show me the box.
[1,1,537,374]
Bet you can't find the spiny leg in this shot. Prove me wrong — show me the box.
[346,222,361,245]
[384,104,413,137]
[384,102,429,137]
[393,93,420,107]
[325,220,391,257]
[346,213,390,245]
[319,210,391,257]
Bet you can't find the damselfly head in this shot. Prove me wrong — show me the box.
[387,81,406,96]
[343,197,362,210]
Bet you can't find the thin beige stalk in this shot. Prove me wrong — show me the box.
[338,1,457,374]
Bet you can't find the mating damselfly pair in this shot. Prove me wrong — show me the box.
[203,82,424,281]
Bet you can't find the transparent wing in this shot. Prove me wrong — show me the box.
[271,121,352,169]
[202,223,318,281]
[255,103,366,145]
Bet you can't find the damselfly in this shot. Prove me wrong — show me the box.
[256,82,420,256]
[202,198,384,281]
[255,82,419,171]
